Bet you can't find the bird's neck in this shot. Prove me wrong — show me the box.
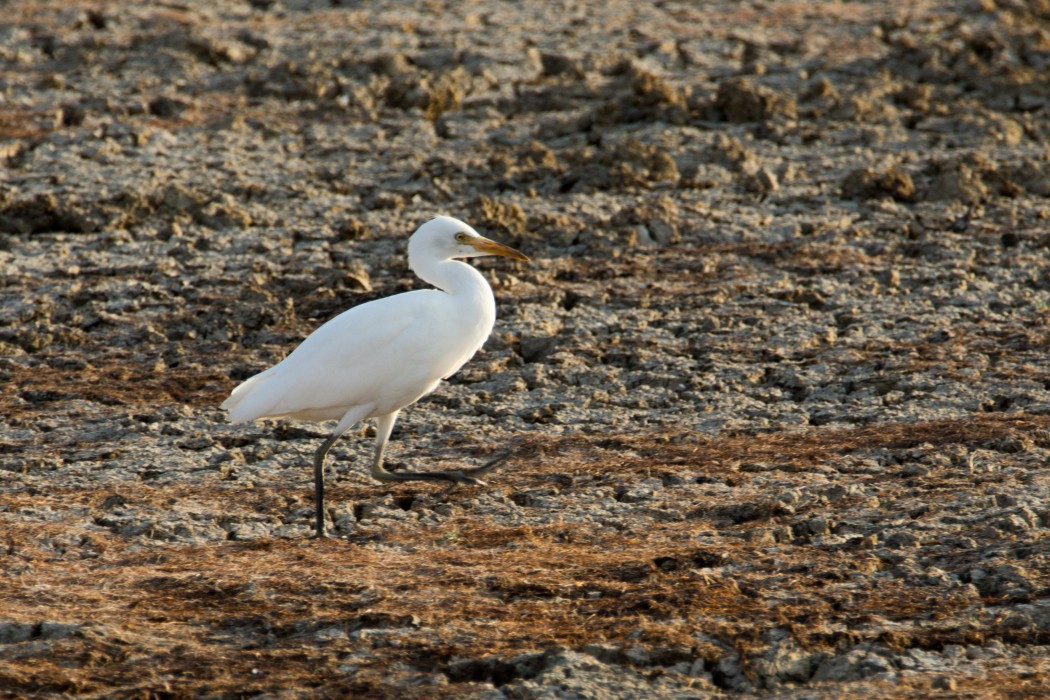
[412,257,492,300]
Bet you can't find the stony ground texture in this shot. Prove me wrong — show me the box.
[2,0,1050,697]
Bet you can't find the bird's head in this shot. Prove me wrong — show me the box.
[410,216,529,263]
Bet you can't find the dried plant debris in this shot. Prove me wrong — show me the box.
[2,0,1050,697]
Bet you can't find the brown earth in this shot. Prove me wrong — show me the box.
[2,0,1050,698]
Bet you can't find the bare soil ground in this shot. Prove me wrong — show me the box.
[2,0,1050,697]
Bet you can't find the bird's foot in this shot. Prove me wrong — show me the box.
[430,472,483,496]
[431,452,514,494]
[465,449,512,478]
[377,450,513,488]
[436,469,488,485]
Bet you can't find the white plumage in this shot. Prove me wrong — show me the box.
[222,216,528,537]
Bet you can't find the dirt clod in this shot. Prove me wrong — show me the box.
[715,78,798,122]
[842,166,917,202]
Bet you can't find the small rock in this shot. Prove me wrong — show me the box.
[99,494,127,510]
[624,645,653,665]
[539,52,584,78]
[932,676,957,690]
[37,621,83,641]
[56,103,86,128]
[883,530,921,548]
[519,336,558,363]
[0,622,36,644]
[750,632,819,687]
[901,463,929,477]
[148,96,189,118]
[924,154,994,203]
[715,78,797,122]
[471,196,527,237]
[612,195,680,246]
[842,166,916,202]
[813,646,896,682]
[744,167,779,193]
[178,435,215,451]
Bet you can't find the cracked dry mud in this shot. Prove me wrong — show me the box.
[2,0,1050,698]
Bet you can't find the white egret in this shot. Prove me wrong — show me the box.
[222,216,529,538]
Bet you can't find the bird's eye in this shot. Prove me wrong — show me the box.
[454,232,469,243]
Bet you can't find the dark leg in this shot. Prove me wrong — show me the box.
[369,412,512,489]
[312,432,340,538]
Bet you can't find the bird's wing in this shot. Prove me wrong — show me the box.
[224,290,468,423]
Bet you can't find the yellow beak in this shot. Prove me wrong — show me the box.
[469,236,530,262]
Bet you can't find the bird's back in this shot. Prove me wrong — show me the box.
[222,288,494,424]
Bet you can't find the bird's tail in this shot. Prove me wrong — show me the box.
[221,371,276,423]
